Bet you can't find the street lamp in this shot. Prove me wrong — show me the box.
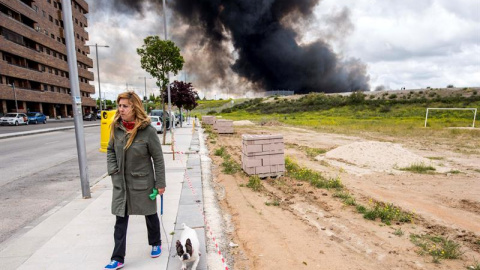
[86,43,109,112]
[10,83,18,112]
[138,76,154,112]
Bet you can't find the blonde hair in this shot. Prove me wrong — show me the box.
[110,91,150,149]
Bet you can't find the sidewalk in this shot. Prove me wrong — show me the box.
[0,123,208,270]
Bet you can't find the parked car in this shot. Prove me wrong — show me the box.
[150,110,172,130]
[83,113,96,121]
[27,112,47,124]
[0,113,29,126]
[149,116,163,134]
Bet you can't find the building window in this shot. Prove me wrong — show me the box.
[53,2,57,8]
[42,10,46,17]
[75,18,78,24]
[50,33,54,39]
[49,15,53,22]
[43,84,48,91]
[53,51,57,57]
[47,0,51,3]
[55,19,59,26]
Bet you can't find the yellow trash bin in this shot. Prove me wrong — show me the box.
[99,110,117,153]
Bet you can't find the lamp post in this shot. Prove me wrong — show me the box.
[86,44,109,112]
[162,0,172,130]
[138,76,154,112]
[10,83,18,112]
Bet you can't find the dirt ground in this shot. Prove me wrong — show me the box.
[205,121,480,270]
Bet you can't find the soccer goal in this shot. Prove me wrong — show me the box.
[424,108,477,128]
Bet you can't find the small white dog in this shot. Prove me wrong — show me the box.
[176,223,200,270]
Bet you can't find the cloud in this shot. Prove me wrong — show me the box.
[85,0,480,100]
[317,0,480,89]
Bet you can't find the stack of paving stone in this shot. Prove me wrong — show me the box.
[241,134,285,177]
[213,119,234,134]
[202,115,216,125]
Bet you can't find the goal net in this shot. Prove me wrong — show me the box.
[424,108,477,128]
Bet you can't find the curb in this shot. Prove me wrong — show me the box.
[0,123,100,140]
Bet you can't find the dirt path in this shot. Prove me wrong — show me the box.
[206,123,480,270]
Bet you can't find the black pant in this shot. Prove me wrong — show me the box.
[111,211,161,263]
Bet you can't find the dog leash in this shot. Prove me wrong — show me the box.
[160,194,170,253]
[150,190,170,253]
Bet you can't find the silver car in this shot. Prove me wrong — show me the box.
[149,116,163,134]
[0,113,29,126]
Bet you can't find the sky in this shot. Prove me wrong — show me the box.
[84,0,480,100]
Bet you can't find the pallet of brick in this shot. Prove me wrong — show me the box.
[214,119,234,134]
[242,134,285,177]
[202,115,216,125]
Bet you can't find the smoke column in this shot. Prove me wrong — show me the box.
[113,0,370,93]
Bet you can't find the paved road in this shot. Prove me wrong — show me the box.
[0,126,106,245]
[0,119,98,134]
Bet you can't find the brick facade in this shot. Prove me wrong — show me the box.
[0,0,96,117]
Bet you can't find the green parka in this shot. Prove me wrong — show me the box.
[107,119,165,217]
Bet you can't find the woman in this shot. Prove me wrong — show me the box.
[104,91,166,270]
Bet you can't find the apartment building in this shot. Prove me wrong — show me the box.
[0,0,95,118]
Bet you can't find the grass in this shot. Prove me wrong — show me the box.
[265,200,280,206]
[399,163,436,174]
[293,145,327,159]
[221,156,241,174]
[246,176,263,191]
[361,201,414,225]
[286,156,413,225]
[285,156,343,189]
[333,190,356,205]
[393,228,404,237]
[410,234,463,263]
[193,94,480,149]
[214,146,226,156]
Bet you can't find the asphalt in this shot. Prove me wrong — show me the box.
[0,121,210,270]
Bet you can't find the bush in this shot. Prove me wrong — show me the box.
[246,176,263,191]
[207,110,217,115]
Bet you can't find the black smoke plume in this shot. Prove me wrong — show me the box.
[113,0,370,93]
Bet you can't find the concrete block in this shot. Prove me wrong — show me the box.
[256,166,270,174]
[243,158,262,167]
[244,144,262,153]
[243,166,255,175]
[269,154,285,165]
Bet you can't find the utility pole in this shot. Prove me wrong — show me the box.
[61,0,90,198]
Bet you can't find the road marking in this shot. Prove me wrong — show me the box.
[45,140,61,145]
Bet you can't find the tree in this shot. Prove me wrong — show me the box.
[137,36,184,142]
[162,81,198,127]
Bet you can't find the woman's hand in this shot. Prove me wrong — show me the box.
[157,187,165,195]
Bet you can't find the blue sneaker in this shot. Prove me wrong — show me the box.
[104,260,124,269]
[151,245,161,258]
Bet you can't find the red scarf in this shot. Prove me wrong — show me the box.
[122,120,135,131]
